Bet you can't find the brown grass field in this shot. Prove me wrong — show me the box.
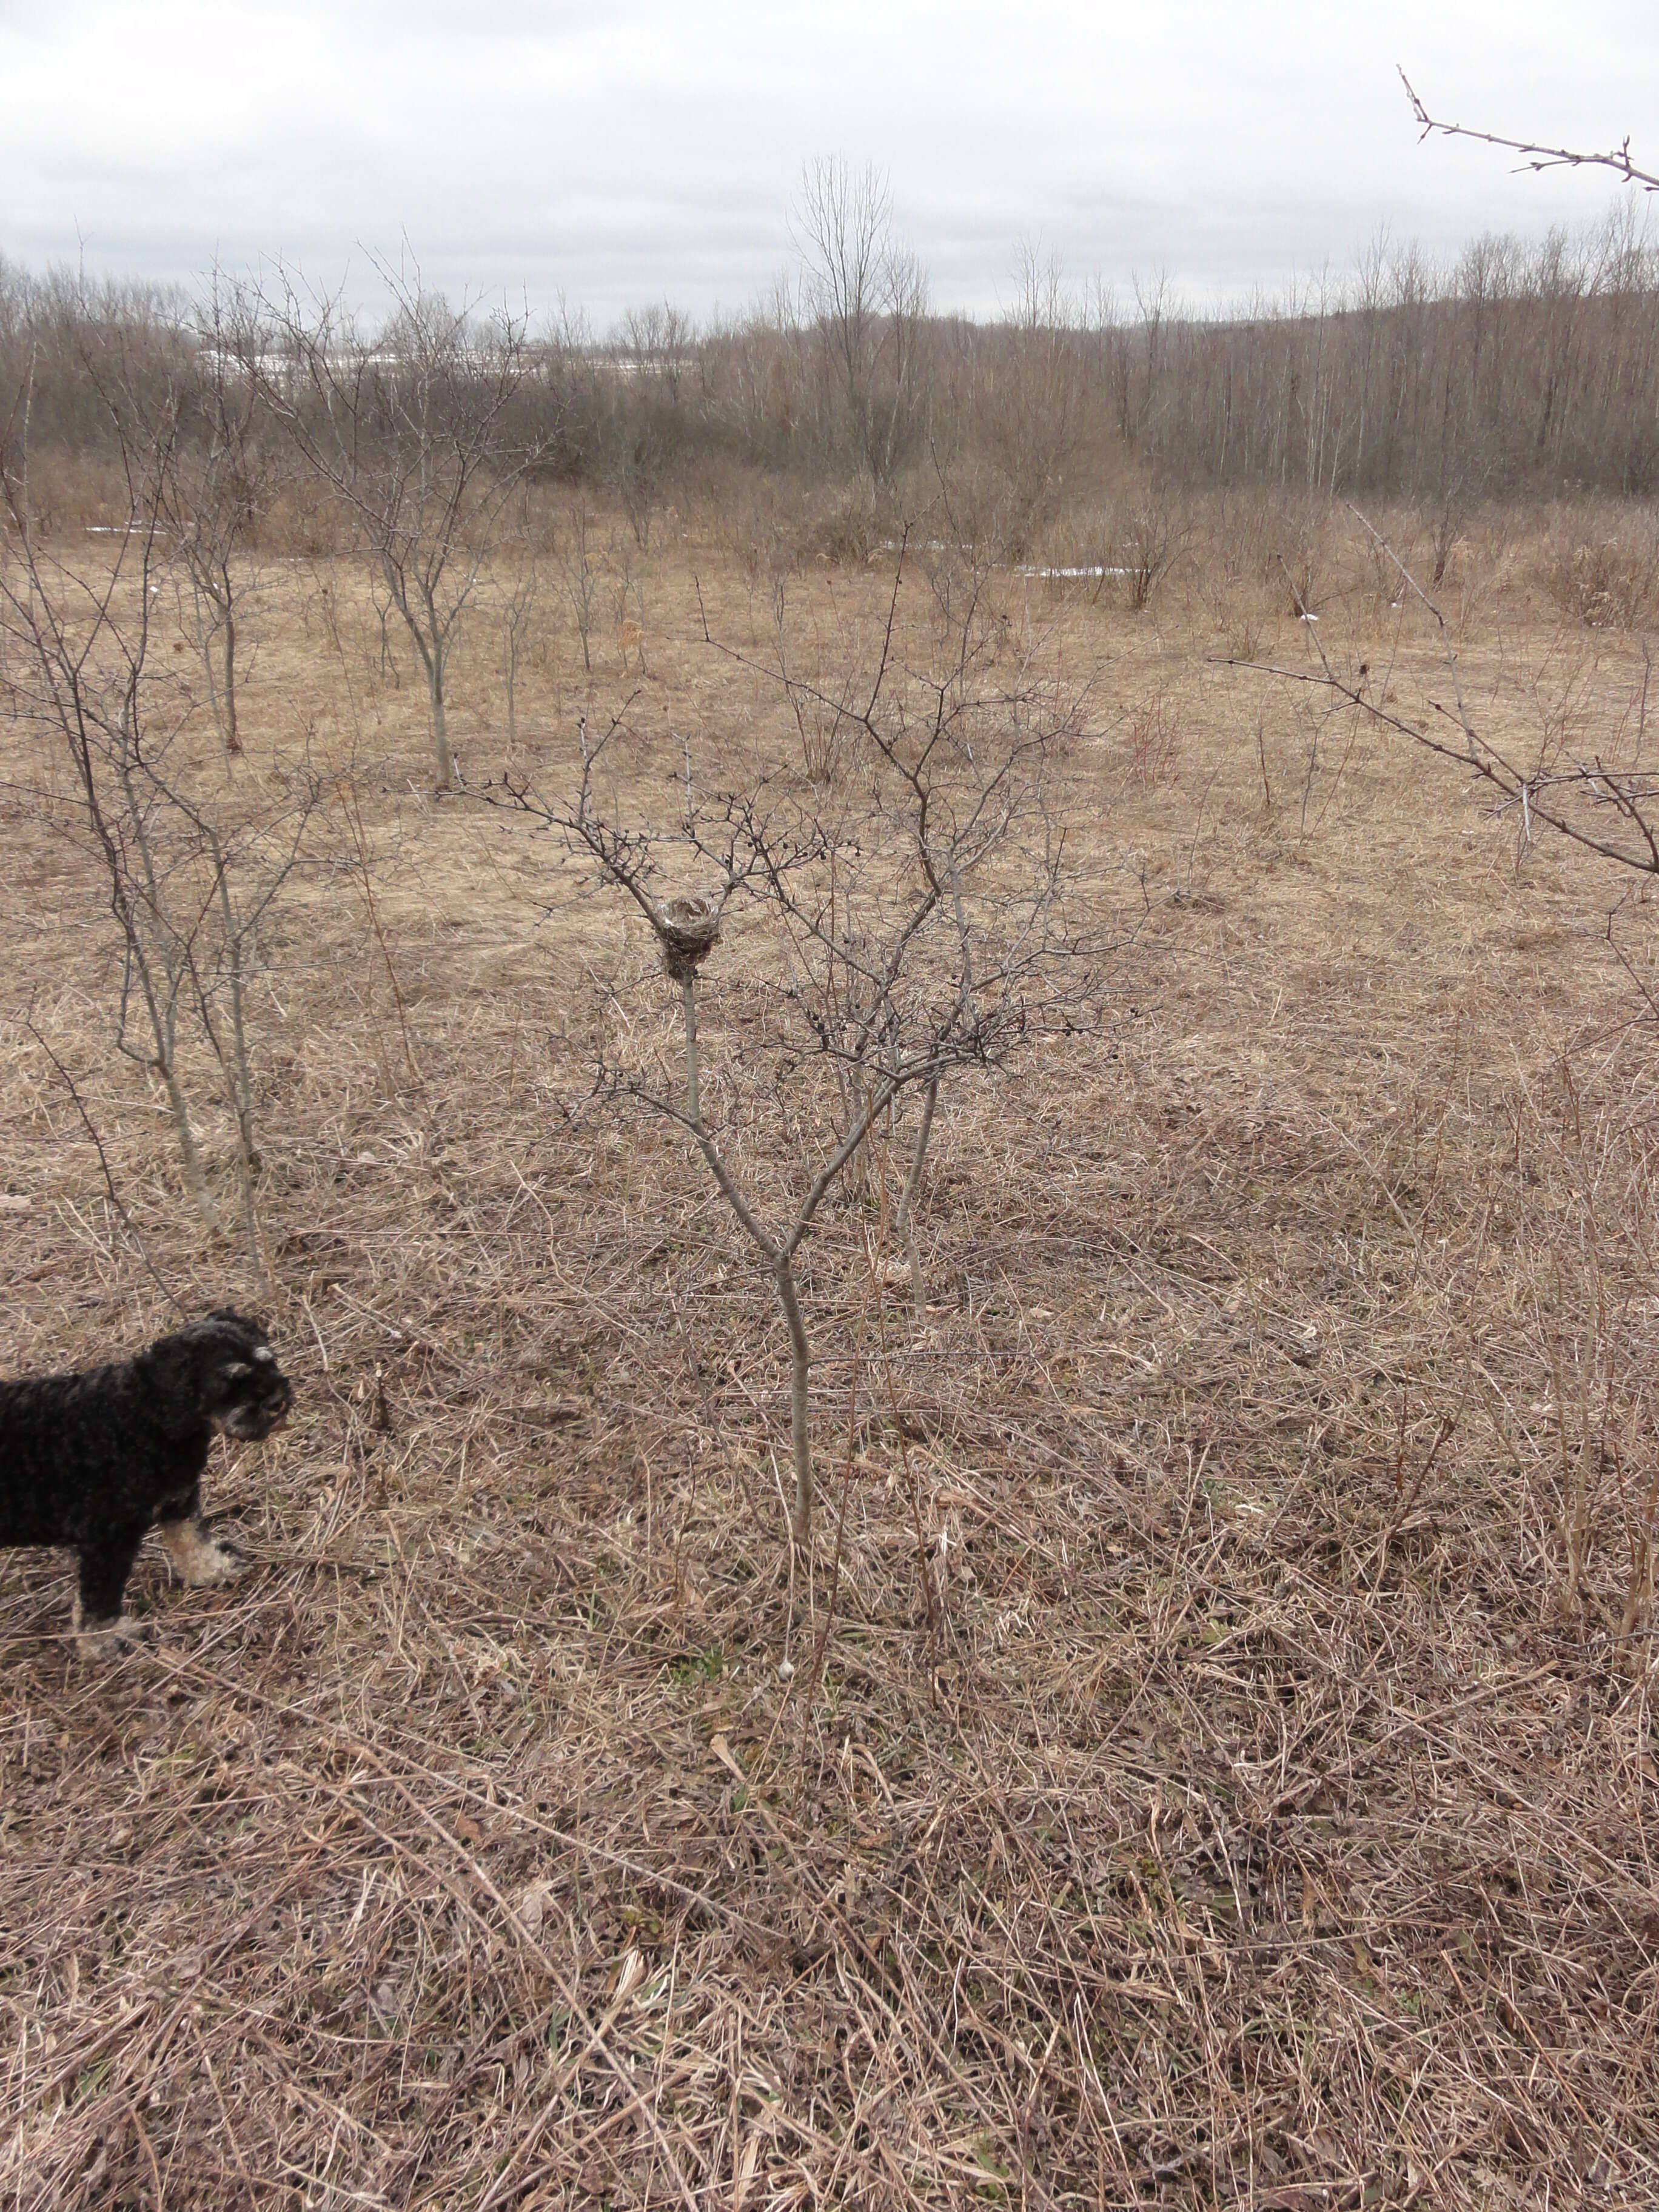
[3,505,1659,2208]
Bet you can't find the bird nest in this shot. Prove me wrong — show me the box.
[654,896,721,982]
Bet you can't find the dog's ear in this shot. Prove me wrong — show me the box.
[144,1330,213,1412]
[204,1306,267,1338]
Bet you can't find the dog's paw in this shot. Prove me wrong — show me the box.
[160,1519,246,1587]
[193,1535,246,1586]
[75,1615,143,1661]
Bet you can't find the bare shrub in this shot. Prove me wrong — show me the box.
[1112,483,1189,613]
[558,503,602,674]
[497,547,1098,1544]
[1184,491,1279,657]
[1538,509,1659,629]
[701,468,798,583]
[160,279,286,757]
[763,575,857,783]
[794,486,882,568]
[243,267,546,789]
[610,300,696,548]
[1125,683,1181,785]
[498,552,541,746]
[259,468,337,558]
[0,464,320,1273]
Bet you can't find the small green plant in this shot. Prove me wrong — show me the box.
[668,1643,725,1687]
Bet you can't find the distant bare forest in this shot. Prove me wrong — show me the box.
[4,196,1659,552]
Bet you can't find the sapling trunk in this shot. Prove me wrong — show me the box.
[221,599,238,752]
[680,974,702,1125]
[384,560,458,789]
[213,862,267,1285]
[680,965,817,1545]
[427,659,455,789]
[773,1255,815,1544]
[159,1057,216,1230]
[894,1075,937,1310]
[122,917,218,1235]
[192,568,241,757]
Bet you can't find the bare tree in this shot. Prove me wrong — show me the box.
[558,503,601,675]
[765,571,859,784]
[792,159,930,493]
[163,276,280,757]
[618,300,695,406]
[23,270,278,762]
[500,549,541,750]
[1,414,319,1273]
[244,264,545,789]
[983,240,1092,544]
[496,542,1098,1546]
[608,300,697,549]
[1133,269,1173,434]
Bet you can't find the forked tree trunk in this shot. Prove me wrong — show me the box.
[194,572,241,757]
[383,560,458,790]
[400,620,455,789]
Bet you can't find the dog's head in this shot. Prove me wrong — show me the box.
[147,1310,293,1441]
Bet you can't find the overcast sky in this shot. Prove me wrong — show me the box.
[2,1,1655,329]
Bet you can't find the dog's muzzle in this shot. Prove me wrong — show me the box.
[226,1392,292,1441]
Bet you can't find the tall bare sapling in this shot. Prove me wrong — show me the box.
[500,538,1098,1543]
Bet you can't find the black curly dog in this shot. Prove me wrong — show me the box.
[0,1310,292,1657]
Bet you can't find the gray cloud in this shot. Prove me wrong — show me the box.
[3,0,1656,326]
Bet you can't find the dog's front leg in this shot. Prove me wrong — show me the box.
[73,1533,146,1658]
[158,1514,245,1586]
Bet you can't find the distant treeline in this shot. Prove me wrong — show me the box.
[4,199,1658,540]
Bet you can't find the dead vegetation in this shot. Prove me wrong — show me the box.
[2,511,1659,2210]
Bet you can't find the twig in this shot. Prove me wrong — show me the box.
[24,1014,184,1314]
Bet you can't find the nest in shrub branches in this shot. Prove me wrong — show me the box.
[655,896,720,981]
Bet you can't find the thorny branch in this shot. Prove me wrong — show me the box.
[1229,506,1659,881]
[1401,70,1659,195]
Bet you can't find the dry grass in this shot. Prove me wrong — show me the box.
[3,512,1659,2209]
